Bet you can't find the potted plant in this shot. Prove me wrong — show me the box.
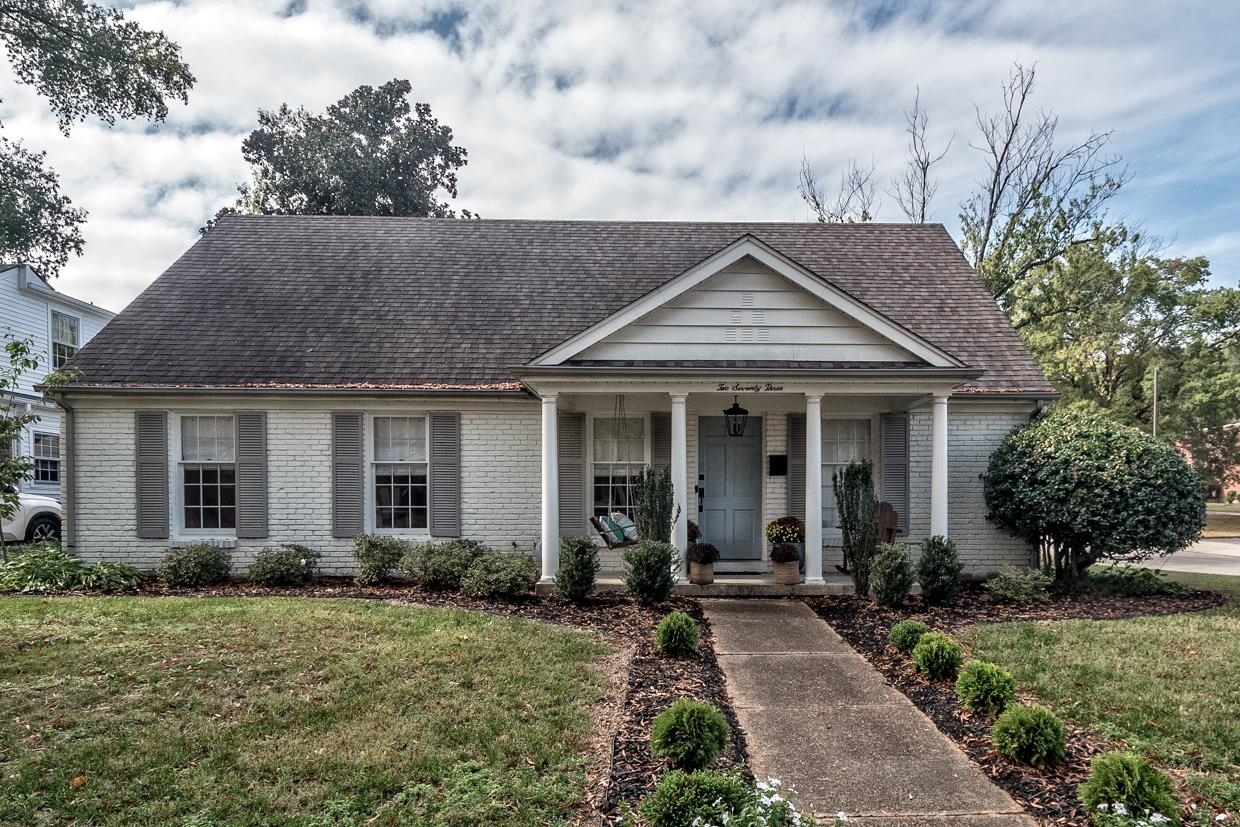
[686,542,719,585]
[770,542,802,584]
[765,516,805,555]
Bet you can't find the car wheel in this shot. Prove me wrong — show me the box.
[26,514,61,543]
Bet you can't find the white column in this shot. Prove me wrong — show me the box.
[804,393,824,584]
[540,394,560,582]
[931,393,949,538]
[670,393,689,580]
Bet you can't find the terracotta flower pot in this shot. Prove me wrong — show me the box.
[772,560,802,585]
[689,561,715,585]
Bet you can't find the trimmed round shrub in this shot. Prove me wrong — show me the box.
[917,535,963,606]
[655,611,700,656]
[650,698,730,771]
[955,661,1017,716]
[405,539,489,591]
[249,544,320,587]
[983,408,1205,581]
[911,631,963,679]
[869,543,914,608]
[991,703,1066,767]
[159,543,231,587]
[555,536,600,603]
[353,533,408,586]
[460,553,538,600]
[638,770,752,827]
[624,540,678,605]
[982,566,1052,605]
[888,619,930,653]
[1079,752,1180,825]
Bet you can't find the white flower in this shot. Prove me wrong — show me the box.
[837,812,850,822]
[1115,803,1129,816]
[1149,814,1171,824]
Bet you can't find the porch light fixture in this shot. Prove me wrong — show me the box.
[723,396,749,437]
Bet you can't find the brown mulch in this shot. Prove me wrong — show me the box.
[125,578,747,820]
[804,584,1226,826]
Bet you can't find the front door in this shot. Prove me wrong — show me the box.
[697,416,763,561]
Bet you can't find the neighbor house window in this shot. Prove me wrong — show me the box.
[32,433,60,483]
[592,417,645,519]
[821,419,873,530]
[51,311,80,369]
[373,416,428,530]
[180,415,236,531]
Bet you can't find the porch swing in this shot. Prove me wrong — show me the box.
[589,394,642,550]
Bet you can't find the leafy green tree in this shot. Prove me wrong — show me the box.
[0,0,195,275]
[210,79,471,228]
[983,408,1205,580]
[1014,236,1240,494]
[0,138,85,275]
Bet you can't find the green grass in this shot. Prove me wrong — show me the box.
[963,572,1240,817]
[0,597,610,826]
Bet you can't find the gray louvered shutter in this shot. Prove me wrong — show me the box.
[235,411,268,538]
[787,414,806,522]
[331,412,364,538]
[650,412,671,472]
[429,413,461,537]
[558,412,586,536]
[135,411,169,539]
[879,413,910,534]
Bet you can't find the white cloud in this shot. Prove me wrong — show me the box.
[2,0,1238,312]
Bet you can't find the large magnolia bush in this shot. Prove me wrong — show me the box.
[983,408,1204,580]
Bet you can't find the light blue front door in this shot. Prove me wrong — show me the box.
[697,416,763,561]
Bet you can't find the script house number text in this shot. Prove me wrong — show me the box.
[716,383,785,392]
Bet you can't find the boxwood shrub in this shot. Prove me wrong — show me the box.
[249,544,320,586]
[650,698,730,771]
[159,543,231,587]
[955,660,1017,716]
[1078,751,1179,825]
[911,631,963,679]
[888,619,930,653]
[460,552,538,600]
[991,703,1066,767]
[555,536,600,603]
[654,611,699,656]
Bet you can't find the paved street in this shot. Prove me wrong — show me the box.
[1142,538,1240,576]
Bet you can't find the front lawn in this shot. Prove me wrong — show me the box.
[1204,503,1240,538]
[0,597,610,826]
[964,571,1240,819]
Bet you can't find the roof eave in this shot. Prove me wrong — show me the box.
[53,383,535,398]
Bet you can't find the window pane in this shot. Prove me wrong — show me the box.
[33,434,59,458]
[52,312,79,346]
[374,417,425,462]
[182,416,235,462]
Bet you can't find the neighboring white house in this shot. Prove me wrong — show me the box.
[56,218,1058,582]
[1,264,115,499]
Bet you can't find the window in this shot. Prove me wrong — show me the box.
[32,433,60,483]
[180,415,235,531]
[821,419,873,530]
[51,311,79,369]
[592,417,645,519]
[373,416,428,530]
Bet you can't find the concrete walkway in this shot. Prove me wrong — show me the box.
[1139,538,1240,576]
[703,600,1035,825]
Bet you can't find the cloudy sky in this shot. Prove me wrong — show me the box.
[3,0,1239,312]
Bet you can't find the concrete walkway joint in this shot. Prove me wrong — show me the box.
[702,599,1036,825]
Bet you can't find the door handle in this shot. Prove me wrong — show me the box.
[696,484,704,513]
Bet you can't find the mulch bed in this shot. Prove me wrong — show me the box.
[125,579,747,820]
[804,584,1226,826]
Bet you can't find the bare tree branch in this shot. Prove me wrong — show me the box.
[887,88,952,223]
[799,155,877,223]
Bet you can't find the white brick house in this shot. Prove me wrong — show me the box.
[55,218,1055,579]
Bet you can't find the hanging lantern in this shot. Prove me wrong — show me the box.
[723,395,749,437]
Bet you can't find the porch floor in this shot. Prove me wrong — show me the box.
[535,571,855,597]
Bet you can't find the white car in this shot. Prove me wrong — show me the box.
[1,489,63,544]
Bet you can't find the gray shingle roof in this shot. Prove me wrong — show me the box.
[68,216,1053,394]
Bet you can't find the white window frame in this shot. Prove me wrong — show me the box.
[588,413,651,521]
[820,414,881,538]
[367,413,431,536]
[50,310,80,370]
[31,432,60,484]
[170,413,238,538]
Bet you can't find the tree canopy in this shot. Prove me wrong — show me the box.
[983,408,1205,579]
[0,0,194,275]
[211,79,471,227]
